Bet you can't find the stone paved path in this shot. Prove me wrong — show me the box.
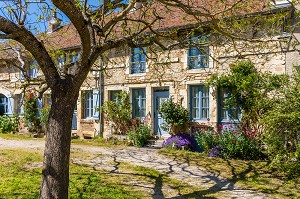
[0,138,270,198]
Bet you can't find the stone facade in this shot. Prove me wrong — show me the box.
[0,36,297,138]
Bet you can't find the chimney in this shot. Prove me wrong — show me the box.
[47,10,61,33]
[135,2,143,9]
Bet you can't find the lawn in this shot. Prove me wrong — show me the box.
[1,133,299,198]
[159,148,300,199]
[0,148,212,199]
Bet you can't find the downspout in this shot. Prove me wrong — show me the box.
[98,61,103,137]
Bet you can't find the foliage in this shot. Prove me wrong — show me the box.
[159,99,190,134]
[260,71,300,177]
[23,90,41,133]
[40,105,50,131]
[194,124,264,160]
[101,91,131,134]
[0,115,18,134]
[162,133,196,151]
[127,121,151,147]
[207,60,286,130]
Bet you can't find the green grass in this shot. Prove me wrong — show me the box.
[159,148,300,199]
[0,149,144,199]
[0,133,39,140]
[0,149,217,199]
[0,133,130,148]
[71,137,129,148]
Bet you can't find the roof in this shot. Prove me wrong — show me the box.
[0,0,292,53]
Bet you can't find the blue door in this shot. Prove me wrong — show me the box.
[154,91,169,137]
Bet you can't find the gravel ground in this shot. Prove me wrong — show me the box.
[0,138,270,198]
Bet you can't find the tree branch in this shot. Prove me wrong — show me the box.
[0,16,60,89]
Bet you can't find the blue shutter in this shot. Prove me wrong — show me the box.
[93,90,100,119]
[20,71,25,82]
[36,98,43,117]
[32,67,38,79]
[7,94,14,116]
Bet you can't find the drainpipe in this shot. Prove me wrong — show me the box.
[98,61,103,137]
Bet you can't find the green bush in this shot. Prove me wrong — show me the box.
[101,91,131,134]
[40,105,50,132]
[0,115,18,134]
[23,90,41,133]
[260,71,300,178]
[207,60,286,130]
[194,125,264,160]
[128,125,151,147]
[159,99,190,134]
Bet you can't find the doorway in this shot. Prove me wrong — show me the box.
[153,90,169,137]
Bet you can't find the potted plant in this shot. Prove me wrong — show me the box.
[159,99,190,135]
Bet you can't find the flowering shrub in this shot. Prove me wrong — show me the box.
[23,90,41,133]
[194,124,264,159]
[101,91,131,134]
[0,115,18,133]
[162,133,196,151]
[127,124,151,147]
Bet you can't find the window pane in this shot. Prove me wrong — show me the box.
[84,91,93,118]
[190,85,209,120]
[131,48,146,74]
[219,88,241,122]
[202,98,208,107]
[132,88,146,118]
[110,90,121,102]
[202,108,208,119]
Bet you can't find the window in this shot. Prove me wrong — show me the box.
[132,88,146,118]
[83,90,100,119]
[0,94,13,116]
[219,88,241,123]
[28,60,38,79]
[188,36,209,69]
[131,47,146,74]
[109,90,122,102]
[16,94,24,115]
[20,60,38,81]
[0,94,8,116]
[190,85,209,121]
[70,52,79,63]
[57,54,66,67]
[273,0,291,7]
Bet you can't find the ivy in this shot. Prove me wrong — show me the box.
[207,60,287,130]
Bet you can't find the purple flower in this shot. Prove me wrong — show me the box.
[162,134,196,151]
[209,146,222,157]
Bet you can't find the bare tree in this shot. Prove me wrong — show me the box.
[0,0,294,198]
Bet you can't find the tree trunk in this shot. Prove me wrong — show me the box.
[39,87,79,199]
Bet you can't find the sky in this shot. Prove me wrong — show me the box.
[0,0,105,34]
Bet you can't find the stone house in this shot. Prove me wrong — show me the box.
[0,0,298,138]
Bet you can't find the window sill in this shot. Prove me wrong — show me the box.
[191,119,210,123]
[187,68,209,73]
[128,73,146,76]
[81,118,96,122]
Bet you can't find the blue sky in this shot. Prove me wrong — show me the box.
[0,0,105,33]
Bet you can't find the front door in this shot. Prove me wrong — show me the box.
[154,91,169,137]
